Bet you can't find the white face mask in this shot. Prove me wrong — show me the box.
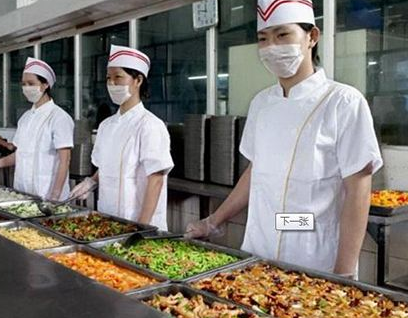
[107,85,132,105]
[22,86,44,104]
[258,44,304,78]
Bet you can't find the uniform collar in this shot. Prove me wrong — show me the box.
[113,101,145,123]
[273,68,328,100]
[30,99,55,115]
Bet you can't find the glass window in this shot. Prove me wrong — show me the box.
[0,54,3,127]
[219,0,323,116]
[336,0,408,145]
[9,47,33,127]
[82,23,129,129]
[138,5,207,123]
[41,37,75,117]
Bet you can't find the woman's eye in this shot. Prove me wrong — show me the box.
[278,33,288,38]
[258,37,266,42]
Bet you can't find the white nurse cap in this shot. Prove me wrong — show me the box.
[23,57,56,88]
[107,45,150,78]
[257,0,315,32]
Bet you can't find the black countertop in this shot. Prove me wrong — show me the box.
[0,237,163,318]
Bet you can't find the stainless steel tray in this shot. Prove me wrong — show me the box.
[89,234,254,282]
[0,200,89,219]
[0,185,41,202]
[37,244,167,294]
[186,258,408,316]
[128,283,267,317]
[0,220,72,250]
[32,210,157,244]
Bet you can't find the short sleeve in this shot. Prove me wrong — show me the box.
[91,121,106,168]
[336,92,383,178]
[12,113,27,148]
[239,99,261,162]
[140,119,174,176]
[52,112,74,150]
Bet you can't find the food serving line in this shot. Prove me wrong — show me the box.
[1,186,408,317]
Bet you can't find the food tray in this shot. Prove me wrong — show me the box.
[37,244,166,294]
[0,220,72,250]
[128,283,267,317]
[187,258,408,317]
[89,234,254,282]
[370,190,408,217]
[32,211,157,244]
[0,186,41,202]
[0,200,89,219]
[370,204,408,217]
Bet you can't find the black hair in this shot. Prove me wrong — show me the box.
[298,23,320,66]
[36,75,52,98]
[122,67,150,100]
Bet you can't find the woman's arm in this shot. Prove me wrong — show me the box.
[138,172,165,224]
[0,153,16,168]
[334,164,372,276]
[48,148,71,200]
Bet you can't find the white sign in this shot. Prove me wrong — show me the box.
[275,213,315,231]
[16,0,37,9]
[193,0,218,30]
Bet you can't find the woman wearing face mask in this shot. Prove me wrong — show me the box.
[70,45,173,230]
[186,0,383,278]
[0,58,74,200]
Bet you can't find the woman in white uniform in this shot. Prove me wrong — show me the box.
[71,45,173,230]
[0,58,74,200]
[186,0,383,277]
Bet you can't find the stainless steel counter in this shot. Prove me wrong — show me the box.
[0,236,164,318]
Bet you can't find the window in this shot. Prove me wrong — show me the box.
[82,23,129,129]
[138,5,207,123]
[9,47,33,127]
[336,0,408,145]
[41,37,75,117]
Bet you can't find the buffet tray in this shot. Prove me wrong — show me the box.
[186,258,408,316]
[369,204,408,217]
[0,199,89,220]
[31,210,157,244]
[128,283,268,317]
[89,235,254,282]
[37,244,167,294]
[0,185,41,202]
[0,220,72,250]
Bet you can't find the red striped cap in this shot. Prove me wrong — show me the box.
[23,57,56,88]
[108,45,150,77]
[257,0,315,31]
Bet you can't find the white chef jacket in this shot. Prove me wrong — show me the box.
[13,100,74,200]
[92,102,174,230]
[240,69,383,272]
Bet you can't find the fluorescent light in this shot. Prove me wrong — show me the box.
[231,5,244,11]
[368,61,378,66]
[188,73,229,80]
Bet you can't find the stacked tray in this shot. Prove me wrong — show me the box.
[210,116,238,186]
[38,244,166,294]
[129,283,266,317]
[186,258,408,317]
[0,220,71,250]
[32,211,157,244]
[184,114,211,181]
[89,234,254,282]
